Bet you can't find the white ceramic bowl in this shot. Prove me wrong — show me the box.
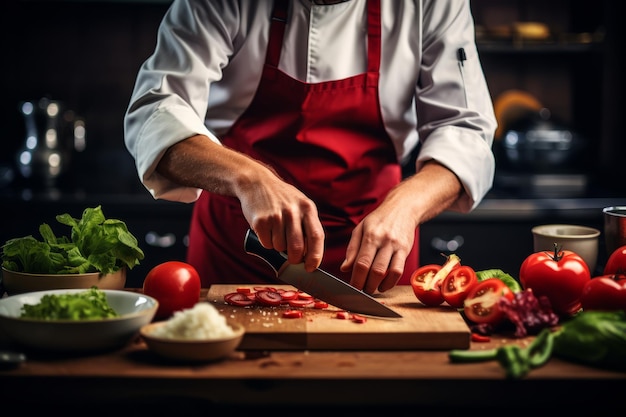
[1,267,126,296]
[0,289,158,353]
[531,224,600,273]
[140,321,245,362]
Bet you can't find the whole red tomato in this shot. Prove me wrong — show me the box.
[604,245,626,275]
[519,247,591,317]
[463,278,514,325]
[580,275,626,312]
[441,265,478,309]
[143,261,202,319]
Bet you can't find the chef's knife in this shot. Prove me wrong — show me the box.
[244,229,402,318]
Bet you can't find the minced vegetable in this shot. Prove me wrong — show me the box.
[150,302,236,340]
[20,287,118,320]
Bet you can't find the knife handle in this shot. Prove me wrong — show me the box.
[244,229,287,276]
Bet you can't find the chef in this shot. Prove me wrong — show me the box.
[124,0,496,294]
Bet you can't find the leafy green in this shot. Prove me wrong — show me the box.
[476,268,522,293]
[552,310,626,371]
[20,287,119,320]
[1,205,144,275]
[449,310,626,378]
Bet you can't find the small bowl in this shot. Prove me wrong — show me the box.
[140,321,245,362]
[0,289,158,353]
[1,267,126,296]
[531,224,600,273]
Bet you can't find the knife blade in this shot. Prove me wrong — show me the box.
[244,229,402,318]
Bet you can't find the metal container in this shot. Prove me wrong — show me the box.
[603,206,626,256]
[500,108,586,173]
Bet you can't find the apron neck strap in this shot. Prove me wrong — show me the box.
[266,0,382,73]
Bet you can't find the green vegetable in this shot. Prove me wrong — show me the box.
[476,268,522,293]
[448,310,626,378]
[552,310,626,371]
[20,287,119,320]
[1,205,144,275]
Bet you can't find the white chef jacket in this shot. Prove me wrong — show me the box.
[124,0,497,212]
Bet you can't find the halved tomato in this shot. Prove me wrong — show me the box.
[410,265,445,306]
[441,265,478,308]
[463,278,514,325]
[410,254,461,307]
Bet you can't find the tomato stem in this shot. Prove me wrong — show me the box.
[549,243,564,262]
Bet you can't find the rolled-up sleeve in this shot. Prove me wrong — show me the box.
[414,0,497,212]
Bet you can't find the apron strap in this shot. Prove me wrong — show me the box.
[366,0,381,74]
[267,0,382,75]
[266,0,288,68]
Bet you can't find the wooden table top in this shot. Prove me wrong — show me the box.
[1,288,625,414]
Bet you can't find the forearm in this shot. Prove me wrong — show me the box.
[385,160,463,227]
[155,134,273,198]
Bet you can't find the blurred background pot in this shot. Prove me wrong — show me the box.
[499,107,587,173]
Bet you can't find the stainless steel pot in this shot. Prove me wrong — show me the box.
[499,108,586,173]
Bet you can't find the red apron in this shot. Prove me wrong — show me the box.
[187,0,418,287]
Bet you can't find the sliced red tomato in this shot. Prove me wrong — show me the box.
[580,275,626,311]
[224,292,255,307]
[441,265,478,308]
[351,314,367,323]
[255,290,283,306]
[282,310,303,319]
[288,298,315,308]
[279,290,299,301]
[410,265,445,306]
[313,300,329,309]
[410,254,461,307]
[470,333,491,343]
[463,278,514,325]
[336,311,352,320]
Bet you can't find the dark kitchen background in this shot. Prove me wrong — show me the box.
[1,0,624,287]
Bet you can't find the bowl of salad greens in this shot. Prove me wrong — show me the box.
[0,287,158,353]
[0,205,144,296]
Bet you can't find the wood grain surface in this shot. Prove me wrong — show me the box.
[206,284,470,350]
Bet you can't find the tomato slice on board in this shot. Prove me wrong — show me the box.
[410,265,445,306]
[224,292,256,307]
[279,290,299,301]
[441,265,478,308]
[282,310,304,319]
[351,314,367,323]
[463,278,514,325]
[336,311,352,320]
[288,298,315,308]
[255,290,283,306]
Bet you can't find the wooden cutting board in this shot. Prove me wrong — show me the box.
[207,284,470,351]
